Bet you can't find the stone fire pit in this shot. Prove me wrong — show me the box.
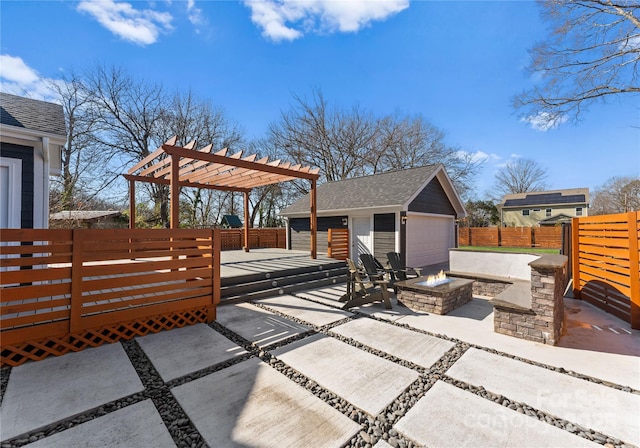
[395,276,474,315]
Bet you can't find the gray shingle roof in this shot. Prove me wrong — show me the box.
[50,211,121,221]
[281,165,440,215]
[1,92,66,136]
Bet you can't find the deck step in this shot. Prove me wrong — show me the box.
[221,262,347,302]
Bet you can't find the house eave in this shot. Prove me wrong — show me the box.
[0,123,66,146]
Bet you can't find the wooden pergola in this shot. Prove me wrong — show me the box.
[124,137,321,258]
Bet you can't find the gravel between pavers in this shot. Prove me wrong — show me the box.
[1,294,636,448]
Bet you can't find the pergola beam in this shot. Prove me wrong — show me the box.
[123,174,251,193]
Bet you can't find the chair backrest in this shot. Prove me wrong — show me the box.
[346,258,368,289]
[359,253,381,278]
[386,252,407,281]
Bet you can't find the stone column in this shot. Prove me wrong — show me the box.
[529,255,568,345]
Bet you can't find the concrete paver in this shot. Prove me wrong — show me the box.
[272,334,419,416]
[256,294,353,326]
[395,381,600,448]
[331,318,454,369]
[0,343,143,442]
[216,303,310,347]
[25,400,175,448]
[446,348,640,446]
[136,323,247,382]
[172,357,360,448]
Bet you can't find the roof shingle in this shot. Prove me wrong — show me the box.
[1,92,66,136]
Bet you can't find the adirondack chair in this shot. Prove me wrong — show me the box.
[386,252,423,281]
[359,253,389,282]
[339,258,392,310]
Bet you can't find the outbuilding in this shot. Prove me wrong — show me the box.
[280,165,466,268]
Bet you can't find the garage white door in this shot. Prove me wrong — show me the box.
[406,215,454,267]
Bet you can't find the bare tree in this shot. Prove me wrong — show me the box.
[47,74,110,212]
[492,158,549,196]
[591,175,640,214]
[514,1,640,128]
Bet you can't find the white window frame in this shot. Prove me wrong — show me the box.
[576,207,583,216]
[0,157,22,228]
[522,209,530,216]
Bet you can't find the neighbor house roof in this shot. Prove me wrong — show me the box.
[538,213,574,226]
[281,165,451,216]
[1,92,66,136]
[501,188,589,209]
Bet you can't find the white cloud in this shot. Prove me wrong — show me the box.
[77,0,173,46]
[510,153,521,158]
[0,55,58,101]
[522,112,568,131]
[456,150,501,164]
[243,0,409,42]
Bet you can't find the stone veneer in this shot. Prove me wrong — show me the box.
[397,279,473,315]
[492,255,568,345]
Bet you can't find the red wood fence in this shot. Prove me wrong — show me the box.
[219,228,285,251]
[572,212,640,329]
[327,228,349,260]
[0,228,221,366]
[459,227,562,248]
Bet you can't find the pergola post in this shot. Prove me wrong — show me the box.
[244,191,250,252]
[310,179,317,259]
[170,153,180,229]
[129,179,136,229]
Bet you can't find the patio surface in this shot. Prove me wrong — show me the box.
[1,282,638,448]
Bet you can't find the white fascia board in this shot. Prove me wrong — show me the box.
[0,124,66,146]
[406,211,456,219]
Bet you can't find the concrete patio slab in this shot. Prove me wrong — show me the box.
[395,296,640,389]
[331,318,454,369]
[272,334,419,416]
[0,343,143,442]
[216,303,310,347]
[446,348,640,446]
[25,400,174,448]
[256,294,353,326]
[295,285,351,307]
[395,380,600,448]
[136,323,247,382]
[172,357,360,448]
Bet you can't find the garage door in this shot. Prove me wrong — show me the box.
[406,215,454,267]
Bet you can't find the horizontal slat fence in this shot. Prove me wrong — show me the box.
[327,228,349,260]
[1,228,221,366]
[572,212,640,329]
[219,228,285,251]
[459,226,562,248]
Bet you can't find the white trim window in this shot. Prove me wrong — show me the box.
[522,209,530,216]
[576,207,583,216]
[546,208,552,217]
[0,157,22,228]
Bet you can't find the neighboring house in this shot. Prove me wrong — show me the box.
[49,210,127,229]
[280,165,466,268]
[1,92,65,229]
[220,214,243,228]
[499,188,590,227]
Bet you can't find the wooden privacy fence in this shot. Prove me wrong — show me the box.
[327,228,349,260]
[0,228,221,366]
[572,212,640,329]
[219,228,285,251]
[459,226,562,248]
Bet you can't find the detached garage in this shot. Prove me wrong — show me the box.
[280,165,466,268]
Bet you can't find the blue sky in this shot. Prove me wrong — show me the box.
[1,0,638,199]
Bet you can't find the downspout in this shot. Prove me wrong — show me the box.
[41,137,50,229]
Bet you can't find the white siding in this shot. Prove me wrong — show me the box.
[406,215,454,267]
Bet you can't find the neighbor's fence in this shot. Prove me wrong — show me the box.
[0,228,221,366]
[572,212,640,329]
[219,228,285,251]
[328,228,349,260]
[458,226,562,248]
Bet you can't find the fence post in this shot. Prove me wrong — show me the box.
[70,229,84,333]
[628,212,640,329]
[328,228,333,258]
[209,228,221,322]
[571,217,581,299]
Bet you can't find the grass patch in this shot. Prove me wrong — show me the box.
[458,246,560,254]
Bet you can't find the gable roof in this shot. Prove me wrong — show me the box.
[538,213,574,226]
[501,188,589,209]
[1,92,66,137]
[281,165,465,217]
[50,210,121,221]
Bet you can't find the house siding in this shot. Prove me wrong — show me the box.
[503,206,588,227]
[374,213,395,265]
[1,142,34,228]
[289,216,347,253]
[408,177,456,215]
